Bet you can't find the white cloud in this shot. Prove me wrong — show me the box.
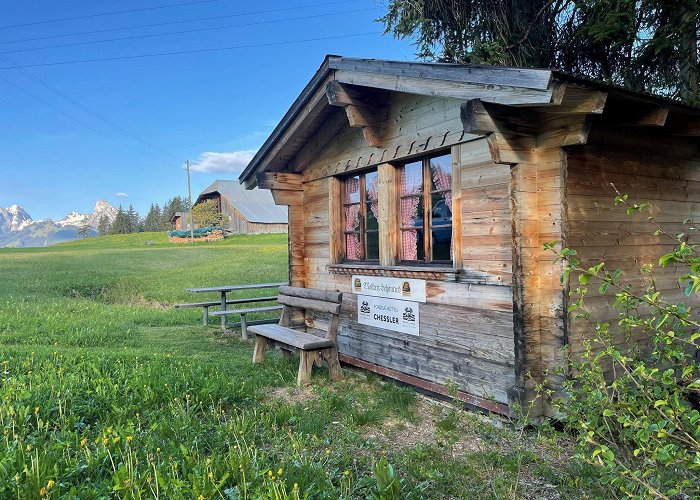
[116,192,129,197]
[188,150,256,174]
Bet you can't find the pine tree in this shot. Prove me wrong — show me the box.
[97,214,111,236]
[143,204,162,232]
[126,204,141,233]
[110,206,130,235]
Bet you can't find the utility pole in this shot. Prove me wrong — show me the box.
[186,160,194,244]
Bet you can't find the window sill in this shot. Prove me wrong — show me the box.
[327,263,461,281]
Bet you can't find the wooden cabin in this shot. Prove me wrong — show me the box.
[170,211,186,230]
[195,180,288,234]
[238,56,700,417]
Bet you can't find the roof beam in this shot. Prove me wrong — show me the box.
[461,99,537,136]
[257,172,302,191]
[530,84,608,114]
[325,80,387,148]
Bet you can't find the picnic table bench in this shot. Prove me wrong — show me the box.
[176,282,286,335]
[249,286,344,386]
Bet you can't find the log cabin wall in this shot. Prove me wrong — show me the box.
[564,125,700,371]
[295,91,516,409]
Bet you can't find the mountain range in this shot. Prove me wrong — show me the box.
[0,200,118,248]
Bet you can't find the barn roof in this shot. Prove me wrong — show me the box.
[239,55,700,189]
[170,211,186,223]
[196,180,287,224]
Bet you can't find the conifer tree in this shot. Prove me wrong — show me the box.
[97,214,111,236]
[143,204,162,232]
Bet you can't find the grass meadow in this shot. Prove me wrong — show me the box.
[0,233,612,499]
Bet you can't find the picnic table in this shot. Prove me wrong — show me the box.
[185,282,287,333]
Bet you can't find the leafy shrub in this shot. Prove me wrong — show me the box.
[545,194,700,498]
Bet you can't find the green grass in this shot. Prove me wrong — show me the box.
[0,233,612,498]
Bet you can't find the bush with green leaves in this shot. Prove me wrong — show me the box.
[545,193,700,498]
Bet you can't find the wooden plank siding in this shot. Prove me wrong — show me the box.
[564,128,700,371]
[293,92,516,407]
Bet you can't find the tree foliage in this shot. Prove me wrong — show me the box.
[380,0,700,104]
[190,199,228,228]
[545,194,700,498]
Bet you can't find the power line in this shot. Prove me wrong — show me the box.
[0,0,362,46]
[0,55,179,162]
[0,75,174,167]
[0,0,224,30]
[0,8,376,55]
[0,32,382,70]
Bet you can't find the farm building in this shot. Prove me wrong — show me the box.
[170,211,186,230]
[195,180,287,234]
[239,56,700,418]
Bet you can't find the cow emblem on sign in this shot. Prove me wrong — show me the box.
[403,307,415,322]
[360,301,370,314]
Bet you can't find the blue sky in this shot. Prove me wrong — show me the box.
[0,0,415,220]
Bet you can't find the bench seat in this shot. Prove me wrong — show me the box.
[248,324,334,350]
[251,286,343,386]
[209,305,283,316]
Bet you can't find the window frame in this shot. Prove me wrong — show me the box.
[341,168,379,263]
[398,152,453,265]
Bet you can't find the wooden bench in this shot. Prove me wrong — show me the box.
[174,296,278,326]
[210,304,283,340]
[248,286,344,386]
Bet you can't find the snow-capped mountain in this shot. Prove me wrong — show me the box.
[0,204,33,234]
[54,200,118,229]
[0,200,118,247]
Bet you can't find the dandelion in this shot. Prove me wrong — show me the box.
[26,444,33,452]
[294,483,299,490]
[126,436,133,443]
[268,470,273,477]
[156,447,161,453]
[47,480,55,490]
[112,436,120,444]
[207,472,213,479]
[278,468,283,476]
[80,438,88,447]
[197,496,204,500]
[102,437,109,446]
[344,470,350,477]
[39,487,46,497]
[325,449,330,454]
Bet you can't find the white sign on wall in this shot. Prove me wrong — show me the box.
[351,275,426,303]
[357,295,420,336]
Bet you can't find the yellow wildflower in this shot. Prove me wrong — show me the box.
[278,468,283,476]
[294,483,299,490]
[39,487,46,497]
[344,470,350,477]
[102,437,109,446]
[80,438,87,447]
[198,496,204,500]
[47,480,55,490]
[156,447,161,452]
[126,436,133,443]
[268,470,273,477]
[207,471,213,479]
[26,444,33,452]
[113,437,120,444]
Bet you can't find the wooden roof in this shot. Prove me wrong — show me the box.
[239,55,700,189]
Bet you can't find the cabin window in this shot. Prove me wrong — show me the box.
[399,153,452,263]
[342,169,379,261]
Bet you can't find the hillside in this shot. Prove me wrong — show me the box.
[0,233,607,498]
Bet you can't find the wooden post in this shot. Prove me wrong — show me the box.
[240,313,248,340]
[203,306,209,326]
[220,291,227,333]
[378,163,400,266]
[253,337,267,364]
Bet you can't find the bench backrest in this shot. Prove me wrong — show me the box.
[277,286,343,342]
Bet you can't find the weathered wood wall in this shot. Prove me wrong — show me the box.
[218,197,288,234]
[565,125,700,369]
[294,92,516,405]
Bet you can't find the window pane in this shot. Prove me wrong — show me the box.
[365,170,379,228]
[346,233,362,260]
[344,175,361,204]
[429,153,452,261]
[366,231,379,260]
[401,161,422,196]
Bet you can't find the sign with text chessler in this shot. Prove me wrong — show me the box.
[357,294,420,336]
[351,275,427,303]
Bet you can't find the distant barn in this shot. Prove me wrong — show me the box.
[195,180,288,234]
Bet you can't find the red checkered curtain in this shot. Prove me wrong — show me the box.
[400,165,422,261]
[344,177,362,260]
